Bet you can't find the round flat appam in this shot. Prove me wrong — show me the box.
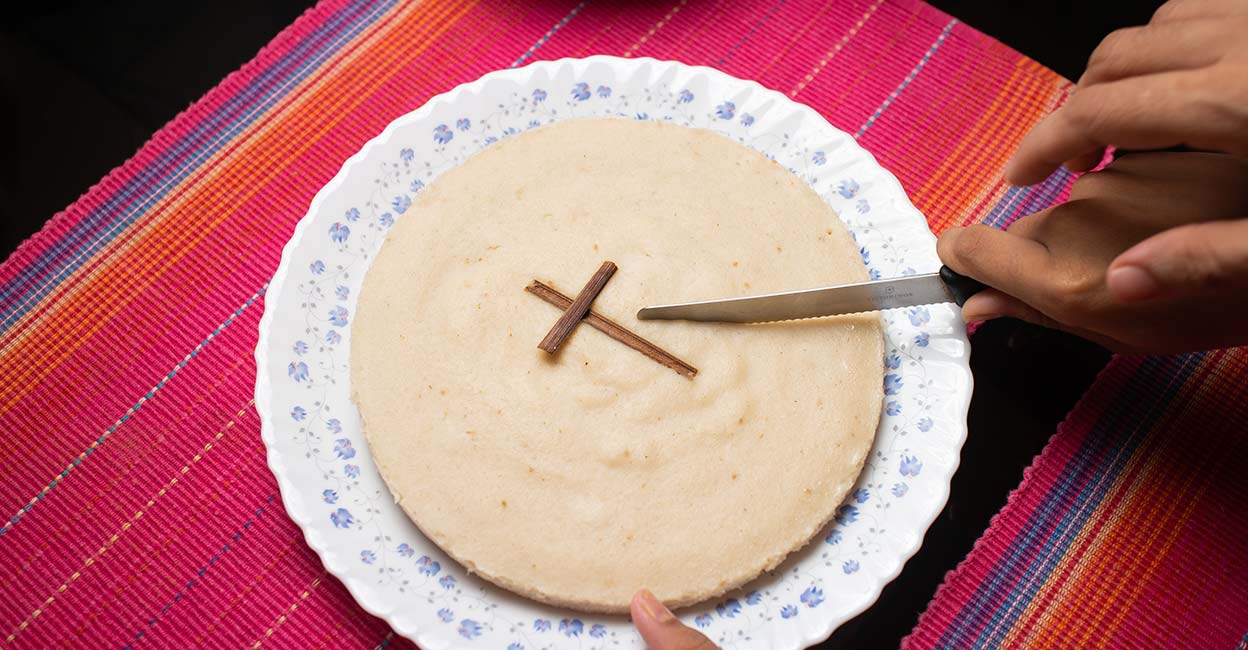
[351,118,883,613]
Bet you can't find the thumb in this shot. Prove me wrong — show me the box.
[631,589,718,650]
[1108,219,1248,302]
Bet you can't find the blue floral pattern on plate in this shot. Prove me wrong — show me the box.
[256,57,971,650]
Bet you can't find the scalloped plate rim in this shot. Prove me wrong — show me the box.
[254,55,972,650]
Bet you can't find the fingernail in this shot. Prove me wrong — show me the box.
[960,310,1000,324]
[1107,265,1160,302]
[636,589,676,623]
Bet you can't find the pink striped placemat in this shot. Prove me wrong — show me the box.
[907,350,1248,648]
[6,0,1240,647]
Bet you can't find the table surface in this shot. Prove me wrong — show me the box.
[1,1,1159,647]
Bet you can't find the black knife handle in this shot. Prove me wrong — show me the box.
[939,265,988,307]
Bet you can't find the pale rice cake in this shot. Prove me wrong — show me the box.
[351,118,883,613]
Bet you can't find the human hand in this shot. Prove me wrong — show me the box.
[630,590,718,650]
[939,152,1248,353]
[1005,0,1248,185]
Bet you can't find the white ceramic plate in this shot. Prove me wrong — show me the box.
[255,56,970,650]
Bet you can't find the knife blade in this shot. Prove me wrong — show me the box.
[636,265,986,323]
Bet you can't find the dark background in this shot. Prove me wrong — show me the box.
[1,1,1160,647]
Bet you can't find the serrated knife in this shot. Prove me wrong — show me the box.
[636,266,987,323]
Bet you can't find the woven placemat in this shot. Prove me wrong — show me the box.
[908,350,1248,648]
[4,1,1166,647]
